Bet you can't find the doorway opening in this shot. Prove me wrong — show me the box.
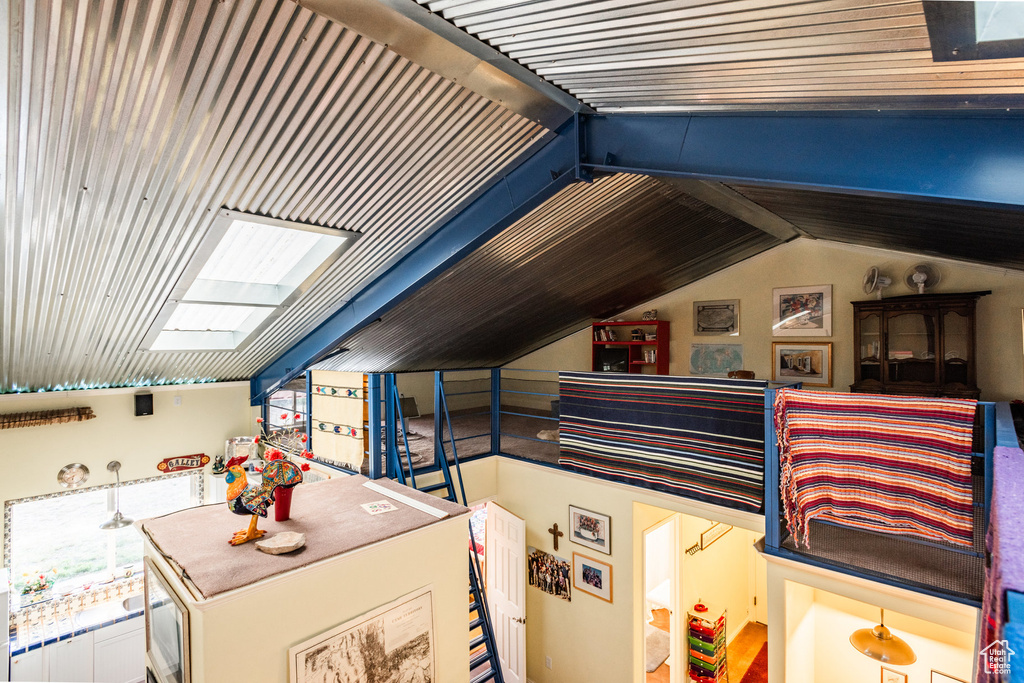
[637,503,769,683]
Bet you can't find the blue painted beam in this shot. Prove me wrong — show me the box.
[582,112,1024,207]
[251,122,579,404]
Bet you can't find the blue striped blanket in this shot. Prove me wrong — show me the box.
[557,373,767,512]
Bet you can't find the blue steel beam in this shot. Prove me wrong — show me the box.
[251,122,578,404]
[582,113,1024,208]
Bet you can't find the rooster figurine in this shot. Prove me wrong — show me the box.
[224,451,303,545]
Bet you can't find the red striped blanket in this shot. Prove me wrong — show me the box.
[774,389,978,549]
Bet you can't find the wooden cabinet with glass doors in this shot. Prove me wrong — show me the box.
[851,291,989,399]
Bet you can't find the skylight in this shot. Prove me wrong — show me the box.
[975,2,1024,43]
[144,211,359,352]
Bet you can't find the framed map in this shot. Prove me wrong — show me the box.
[689,344,743,377]
[694,299,739,336]
[289,586,435,683]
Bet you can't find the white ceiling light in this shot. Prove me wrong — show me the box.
[144,211,359,352]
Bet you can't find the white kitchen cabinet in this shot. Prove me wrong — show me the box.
[10,648,45,682]
[93,620,145,683]
[46,632,94,682]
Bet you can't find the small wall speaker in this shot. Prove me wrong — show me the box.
[135,393,154,417]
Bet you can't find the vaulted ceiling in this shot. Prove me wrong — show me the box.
[4,0,1024,394]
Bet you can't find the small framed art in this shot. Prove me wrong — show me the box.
[569,505,611,555]
[881,667,907,683]
[772,342,833,387]
[772,285,832,337]
[573,552,613,603]
[931,672,966,683]
[694,299,739,336]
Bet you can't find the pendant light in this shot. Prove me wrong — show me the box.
[850,608,917,665]
[99,461,134,530]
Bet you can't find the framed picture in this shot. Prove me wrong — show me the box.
[689,343,743,376]
[772,342,833,387]
[573,552,613,603]
[881,667,907,683]
[144,557,191,683]
[528,547,571,601]
[931,672,967,683]
[289,585,435,683]
[569,505,611,555]
[694,299,739,336]
[772,285,832,337]
[700,523,732,550]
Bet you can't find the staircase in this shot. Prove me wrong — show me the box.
[382,379,503,682]
[469,549,504,683]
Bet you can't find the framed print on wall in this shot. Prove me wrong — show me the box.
[881,667,907,683]
[573,552,613,603]
[569,505,611,555]
[772,342,833,387]
[931,672,967,683]
[693,299,739,336]
[772,285,832,336]
[689,343,743,376]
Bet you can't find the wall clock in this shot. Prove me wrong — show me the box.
[57,463,90,488]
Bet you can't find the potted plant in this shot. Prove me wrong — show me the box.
[20,568,57,608]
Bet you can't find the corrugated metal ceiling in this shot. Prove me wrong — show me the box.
[1,0,547,393]
[312,173,782,372]
[417,0,1024,111]
[727,184,1024,269]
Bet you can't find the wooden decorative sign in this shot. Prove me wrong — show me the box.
[157,453,209,473]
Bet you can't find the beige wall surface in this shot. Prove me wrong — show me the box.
[494,457,762,683]
[811,589,974,683]
[0,382,251,565]
[149,515,470,683]
[510,239,1024,401]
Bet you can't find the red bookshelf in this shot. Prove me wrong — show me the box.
[591,320,669,375]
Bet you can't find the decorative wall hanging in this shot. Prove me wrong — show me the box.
[772,285,832,337]
[573,552,613,603]
[156,454,210,473]
[0,406,95,430]
[311,384,362,399]
[569,505,611,555]
[700,523,732,550]
[693,299,739,336]
[316,420,362,438]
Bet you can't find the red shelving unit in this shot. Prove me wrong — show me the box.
[591,320,669,375]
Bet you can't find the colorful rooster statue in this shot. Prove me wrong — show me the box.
[224,450,303,545]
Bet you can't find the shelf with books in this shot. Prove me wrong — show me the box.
[592,320,669,375]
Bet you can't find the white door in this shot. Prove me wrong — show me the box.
[485,501,526,683]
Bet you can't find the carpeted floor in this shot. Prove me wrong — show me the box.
[739,643,768,683]
[395,407,561,469]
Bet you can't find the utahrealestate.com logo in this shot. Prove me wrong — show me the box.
[981,639,1016,675]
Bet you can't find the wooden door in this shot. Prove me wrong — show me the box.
[486,501,526,683]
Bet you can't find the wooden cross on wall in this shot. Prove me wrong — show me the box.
[548,523,564,551]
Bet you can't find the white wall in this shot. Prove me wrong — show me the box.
[0,382,251,566]
[509,238,1024,400]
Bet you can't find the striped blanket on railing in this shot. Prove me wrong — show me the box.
[558,373,767,512]
[774,389,978,549]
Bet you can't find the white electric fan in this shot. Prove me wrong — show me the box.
[863,266,892,299]
[904,263,941,294]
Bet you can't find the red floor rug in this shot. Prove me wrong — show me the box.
[739,643,768,683]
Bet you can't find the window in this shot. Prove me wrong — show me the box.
[5,473,201,599]
[143,211,359,351]
[267,377,309,435]
[924,1,1024,62]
